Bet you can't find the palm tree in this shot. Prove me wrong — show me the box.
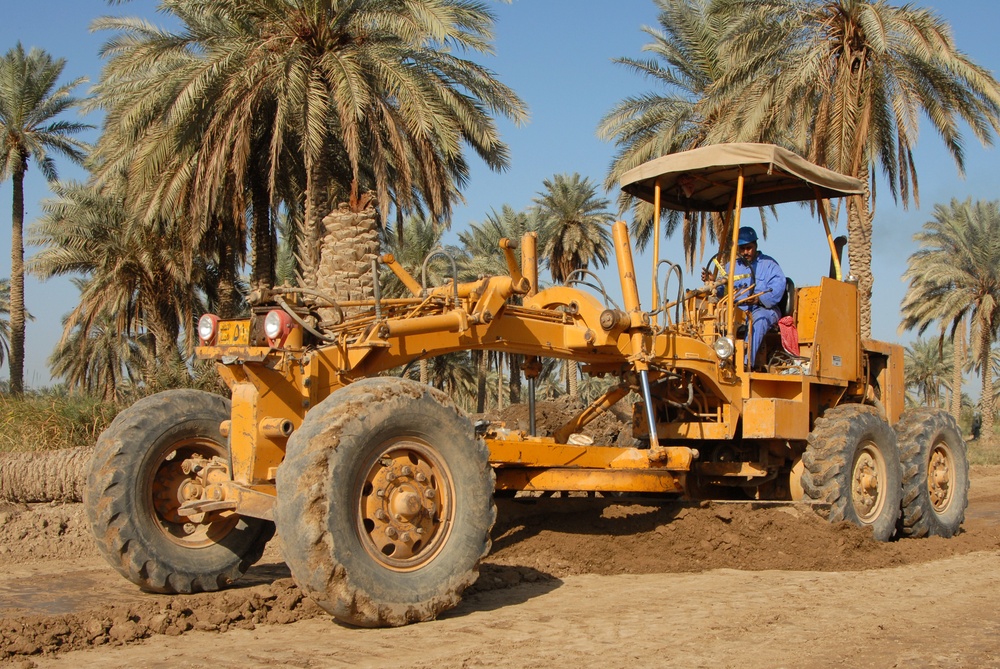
[534,173,613,395]
[379,214,452,386]
[458,205,546,407]
[458,205,545,281]
[900,198,1000,446]
[29,180,205,367]
[990,348,1000,405]
[716,0,1000,337]
[598,0,740,261]
[380,215,450,300]
[90,0,527,298]
[534,174,613,286]
[903,337,952,409]
[48,284,151,402]
[0,43,89,394]
[425,351,477,413]
[87,19,291,297]
[0,279,11,368]
[949,314,968,422]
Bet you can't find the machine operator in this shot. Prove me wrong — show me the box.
[701,226,786,367]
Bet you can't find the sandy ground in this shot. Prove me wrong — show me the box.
[0,465,999,668]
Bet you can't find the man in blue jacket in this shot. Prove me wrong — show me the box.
[702,226,786,368]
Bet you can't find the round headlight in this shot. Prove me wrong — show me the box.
[198,314,219,344]
[263,310,285,340]
[713,336,735,360]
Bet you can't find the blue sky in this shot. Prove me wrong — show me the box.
[1,0,999,388]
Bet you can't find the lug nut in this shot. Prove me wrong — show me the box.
[424,489,436,499]
[415,472,427,483]
[385,527,398,539]
[375,510,388,521]
[401,466,412,478]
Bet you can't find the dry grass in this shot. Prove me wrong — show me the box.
[0,393,119,453]
[968,432,1000,466]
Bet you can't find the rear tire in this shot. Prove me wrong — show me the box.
[801,404,902,541]
[275,378,496,627]
[85,389,274,593]
[895,409,969,538]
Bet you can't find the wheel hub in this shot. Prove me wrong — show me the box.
[928,442,955,512]
[390,490,424,520]
[147,441,239,548]
[358,441,453,571]
[851,443,887,523]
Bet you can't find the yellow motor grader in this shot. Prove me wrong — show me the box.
[85,143,969,628]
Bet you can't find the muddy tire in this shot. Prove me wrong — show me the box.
[275,378,496,627]
[895,409,969,538]
[801,404,902,541]
[85,389,274,593]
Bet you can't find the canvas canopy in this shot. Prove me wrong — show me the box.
[620,143,865,211]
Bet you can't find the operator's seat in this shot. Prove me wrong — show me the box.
[755,277,801,371]
[777,277,796,318]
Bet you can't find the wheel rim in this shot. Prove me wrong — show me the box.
[356,438,455,572]
[928,439,956,514]
[145,437,240,548]
[851,440,888,524]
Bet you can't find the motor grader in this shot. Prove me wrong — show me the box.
[85,142,969,628]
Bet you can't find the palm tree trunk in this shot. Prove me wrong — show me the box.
[496,358,503,412]
[475,350,487,413]
[980,320,994,447]
[951,317,966,421]
[0,446,90,503]
[146,303,181,368]
[8,165,26,395]
[847,190,874,339]
[215,230,239,318]
[567,361,579,397]
[250,173,275,289]
[298,157,327,290]
[509,354,522,405]
[315,201,379,321]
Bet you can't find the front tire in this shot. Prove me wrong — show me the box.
[85,389,274,593]
[275,378,496,627]
[801,404,902,541]
[896,409,969,538]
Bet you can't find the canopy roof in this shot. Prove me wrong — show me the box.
[620,143,865,211]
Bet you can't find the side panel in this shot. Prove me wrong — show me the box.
[742,397,810,438]
[795,277,861,383]
[863,339,906,426]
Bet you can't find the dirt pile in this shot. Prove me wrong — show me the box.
[479,494,1000,583]
[0,577,323,661]
[492,396,636,446]
[2,479,999,663]
[0,502,93,562]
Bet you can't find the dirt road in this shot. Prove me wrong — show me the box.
[2,467,1000,668]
